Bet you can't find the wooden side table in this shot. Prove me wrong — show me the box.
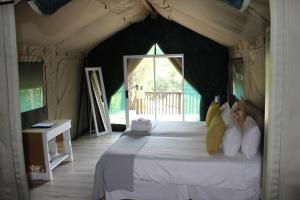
[22,119,73,180]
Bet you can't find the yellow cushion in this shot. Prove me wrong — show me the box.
[206,114,225,155]
[206,102,221,127]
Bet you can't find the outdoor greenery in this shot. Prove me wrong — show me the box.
[109,86,125,114]
[19,87,44,112]
[232,58,244,99]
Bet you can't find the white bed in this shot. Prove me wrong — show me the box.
[105,134,261,200]
[94,121,262,200]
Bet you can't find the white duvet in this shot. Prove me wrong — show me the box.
[125,121,207,137]
[106,121,261,200]
[134,135,261,191]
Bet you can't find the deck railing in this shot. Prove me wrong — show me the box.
[132,91,200,115]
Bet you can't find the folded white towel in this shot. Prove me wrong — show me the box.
[131,118,152,131]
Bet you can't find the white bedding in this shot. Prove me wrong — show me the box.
[125,121,207,137]
[104,121,261,200]
[134,136,261,190]
[106,135,261,200]
[106,180,260,200]
[150,121,207,136]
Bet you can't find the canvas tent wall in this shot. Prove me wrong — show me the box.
[14,0,270,137]
[230,36,266,109]
[16,45,86,138]
[2,0,300,200]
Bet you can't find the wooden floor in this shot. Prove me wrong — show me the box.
[30,132,122,200]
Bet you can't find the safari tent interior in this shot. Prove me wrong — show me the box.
[1,0,300,200]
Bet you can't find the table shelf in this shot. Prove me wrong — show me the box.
[49,153,69,171]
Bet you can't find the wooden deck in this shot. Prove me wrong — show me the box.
[30,132,121,200]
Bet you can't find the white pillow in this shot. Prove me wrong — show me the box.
[241,116,261,158]
[220,102,233,126]
[222,123,242,156]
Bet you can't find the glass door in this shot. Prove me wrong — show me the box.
[124,55,184,127]
[124,57,155,126]
[155,56,183,121]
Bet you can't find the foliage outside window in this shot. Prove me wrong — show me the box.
[19,62,45,112]
[20,87,44,112]
[231,58,244,99]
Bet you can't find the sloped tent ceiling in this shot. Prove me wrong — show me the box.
[15,0,149,52]
[15,0,269,52]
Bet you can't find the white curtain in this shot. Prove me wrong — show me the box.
[0,3,29,200]
[264,0,300,199]
[262,0,284,199]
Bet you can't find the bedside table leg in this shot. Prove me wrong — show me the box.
[63,129,73,162]
[42,135,52,180]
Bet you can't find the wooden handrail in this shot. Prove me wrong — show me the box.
[132,91,200,115]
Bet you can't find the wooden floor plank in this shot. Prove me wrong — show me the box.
[30,132,121,200]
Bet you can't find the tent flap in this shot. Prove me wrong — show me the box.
[0,4,29,200]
